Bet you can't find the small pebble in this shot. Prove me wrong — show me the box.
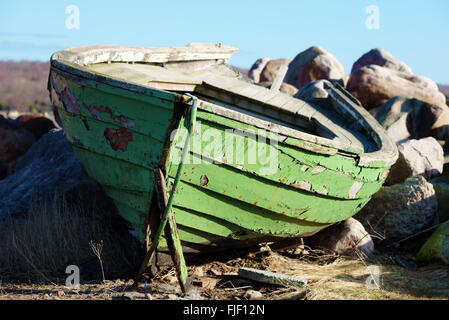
[243,289,263,300]
[194,267,204,278]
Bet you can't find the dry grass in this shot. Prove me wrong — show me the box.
[0,193,144,284]
[230,65,249,77]
[0,241,448,300]
[178,245,449,300]
[262,252,449,300]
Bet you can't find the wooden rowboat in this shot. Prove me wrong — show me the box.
[48,43,397,290]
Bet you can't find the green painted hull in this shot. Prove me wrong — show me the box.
[48,45,397,254]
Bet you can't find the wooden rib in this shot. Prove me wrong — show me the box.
[88,63,203,85]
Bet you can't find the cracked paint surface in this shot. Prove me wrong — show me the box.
[60,88,81,114]
[82,119,90,130]
[83,103,136,129]
[104,127,133,151]
[59,86,136,130]
[72,137,85,148]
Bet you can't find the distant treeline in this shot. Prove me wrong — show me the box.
[0,61,51,113]
[230,65,249,77]
[438,84,449,97]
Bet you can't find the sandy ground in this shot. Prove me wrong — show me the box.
[1,246,448,300]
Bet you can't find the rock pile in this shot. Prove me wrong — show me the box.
[258,58,291,84]
[429,176,449,223]
[248,57,269,83]
[347,48,446,110]
[356,176,438,240]
[248,57,297,96]
[385,137,443,186]
[305,218,374,257]
[284,46,345,88]
[417,221,449,264]
[248,46,448,262]
[375,96,449,147]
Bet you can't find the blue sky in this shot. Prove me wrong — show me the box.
[1,0,448,83]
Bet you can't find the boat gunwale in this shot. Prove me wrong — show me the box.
[324,82,398,167]
[51,43,238,66]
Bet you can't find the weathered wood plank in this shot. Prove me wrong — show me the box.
[172,206,256,240]
[88,63,203,85]
[271,64,288,92]
[146,82,196,92]
[168,179,330,236]
[265,93,297,111]
[155,169,188,293]
[53,43,238,66]
[72,145,155,193]
[238,267,307,288]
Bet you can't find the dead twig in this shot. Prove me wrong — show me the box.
[223,286,253,291]
[89,240,105,283]
[387,223,444,248]
[366,220,386,241]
